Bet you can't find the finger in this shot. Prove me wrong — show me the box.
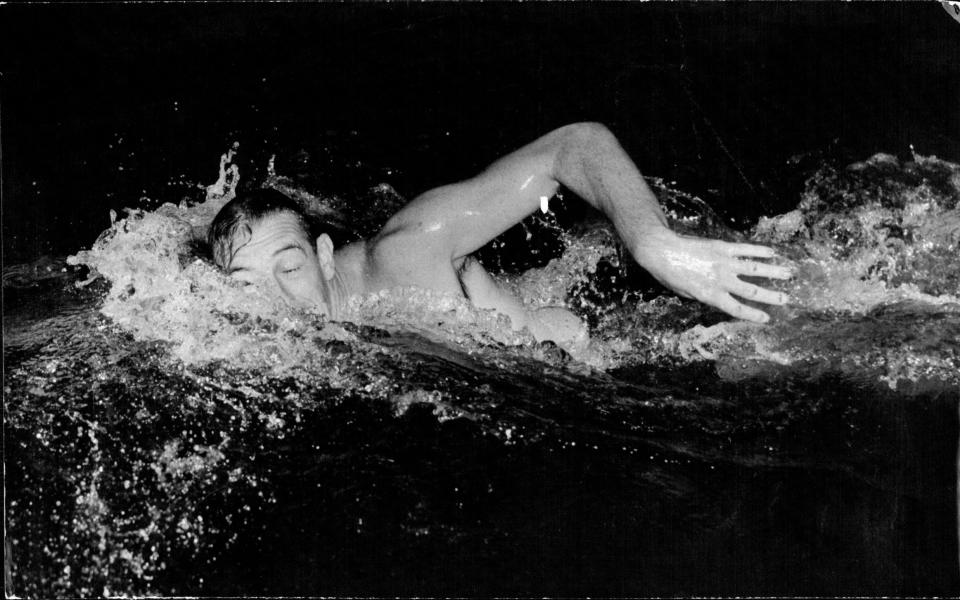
[712,292,771,323]
[727,278,790,305]
[722,242,777,259]
[730,259,793,280]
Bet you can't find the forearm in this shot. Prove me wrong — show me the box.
[551,123,673,267]
[457,257,586,346]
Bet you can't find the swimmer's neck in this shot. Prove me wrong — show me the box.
[328,240,371,319]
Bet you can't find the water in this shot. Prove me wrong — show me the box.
[4,142,959,596]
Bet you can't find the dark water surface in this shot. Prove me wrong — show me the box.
[4,276,958,596]
[4,3,960,597]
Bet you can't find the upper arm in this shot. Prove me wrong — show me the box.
[376,125,591,262]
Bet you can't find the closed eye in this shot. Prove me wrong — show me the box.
[227,267,259,286]
[274,246,307,275]
[229,275,255,287]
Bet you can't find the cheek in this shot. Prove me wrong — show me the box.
[276,272,322,304]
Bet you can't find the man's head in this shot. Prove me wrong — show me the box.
[208,188,336,315]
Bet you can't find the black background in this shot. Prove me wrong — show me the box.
[3,2,959,264]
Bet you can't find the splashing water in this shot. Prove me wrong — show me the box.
[699,150,960,389]
[5,145,959,596]
[59,145,960,391]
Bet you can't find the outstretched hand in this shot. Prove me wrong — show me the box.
[632,229,793,323]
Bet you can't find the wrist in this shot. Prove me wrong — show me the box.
[629,225,677,268]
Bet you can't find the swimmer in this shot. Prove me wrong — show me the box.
[208,123,792,346]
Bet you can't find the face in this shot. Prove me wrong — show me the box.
[226,212,334,315]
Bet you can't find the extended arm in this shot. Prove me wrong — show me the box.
[379,122,791,322]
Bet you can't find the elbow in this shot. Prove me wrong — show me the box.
[563,121,617,146]
[552,121,618,176]
[559,121,619,158]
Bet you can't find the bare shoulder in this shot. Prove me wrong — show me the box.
[365,228,439,277]
[359,228,462,294]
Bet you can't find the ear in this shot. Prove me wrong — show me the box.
[315,233,336,280]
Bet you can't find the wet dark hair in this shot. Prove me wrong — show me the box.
[207,188,311,271]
